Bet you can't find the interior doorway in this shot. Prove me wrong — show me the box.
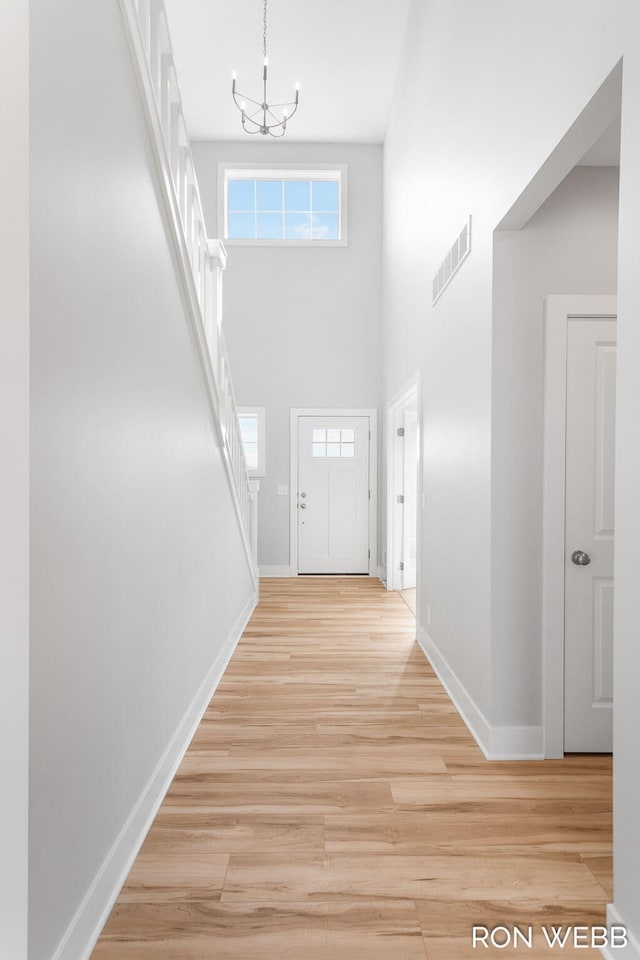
[387,380,420,602]
[491,64,620,759]
[543,296,617,756]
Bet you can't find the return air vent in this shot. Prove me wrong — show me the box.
[432,215,472,305]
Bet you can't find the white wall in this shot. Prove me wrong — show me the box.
[385,0,640,944]
[384,0,629,726]
[492,165,619,728]
[193,142,383,571]
[0,4,29,959]
[612,48,640,958]
[29,2,255,958]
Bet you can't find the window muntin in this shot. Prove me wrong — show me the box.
[311,427,355,458]
[220,165,347,246]
[228,179,339,241]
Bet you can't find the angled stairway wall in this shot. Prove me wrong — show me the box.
[29,1,256,957]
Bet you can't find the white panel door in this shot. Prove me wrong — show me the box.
[564,317,616,752]
[297,416,369,574]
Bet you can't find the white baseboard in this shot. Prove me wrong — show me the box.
[417,625,492,757]
[259,565,294,578]
[52,591,257,960]
[417,626,544,761]
[600,905,640,959]
[488,723,544,760]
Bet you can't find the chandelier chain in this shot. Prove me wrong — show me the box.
[263,0,268,59]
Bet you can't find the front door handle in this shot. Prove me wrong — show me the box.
[571,550,591,566]
[299,503,307,510]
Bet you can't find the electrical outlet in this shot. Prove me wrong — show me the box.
[426,605,432,625]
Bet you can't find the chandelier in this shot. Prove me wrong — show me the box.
[231,0,300,137]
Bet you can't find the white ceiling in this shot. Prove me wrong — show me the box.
[163,0,413,143]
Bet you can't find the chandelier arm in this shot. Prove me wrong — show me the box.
[241,118,263,134]
[232,91,264,110]
[242,112,263,127]
[282,102,299,120]
[240,110,260,125]
[266,108,285,124]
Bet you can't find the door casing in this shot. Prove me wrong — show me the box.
[542,295,617,758]
[289,408,378,577]
[386,376,421,592]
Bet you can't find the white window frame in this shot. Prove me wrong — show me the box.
[237,406,266,478]
[218,163,348,247]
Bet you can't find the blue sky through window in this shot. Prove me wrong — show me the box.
[312,181,338,212]
[227,179,254,211]
[257,213,282,240]
[227,178,340,241]
[285,180,310,210]
[256,180,282,211]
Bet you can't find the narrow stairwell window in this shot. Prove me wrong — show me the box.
[238,407,266,476]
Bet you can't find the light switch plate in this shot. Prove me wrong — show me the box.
[277,485,288,496]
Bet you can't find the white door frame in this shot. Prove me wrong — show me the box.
[386,374,421,592]
[542,295,617,758]
[290,408,378,577]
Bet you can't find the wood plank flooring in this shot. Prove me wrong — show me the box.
[400,587,417,615]
[92,577,612,959]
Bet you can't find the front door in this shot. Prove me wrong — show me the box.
[297,416,370,574]
[564,316,616,752]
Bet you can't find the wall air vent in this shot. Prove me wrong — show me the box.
[432,215,472,305]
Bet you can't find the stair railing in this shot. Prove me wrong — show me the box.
[118,0,258,581]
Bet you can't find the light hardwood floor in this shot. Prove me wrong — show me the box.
[400,586,417,615]
[92,577,612,959]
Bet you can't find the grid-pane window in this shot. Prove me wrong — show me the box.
[237,407,265,476]
[225,170,343,243]
[311,427,355,458]
[238,415,259,470]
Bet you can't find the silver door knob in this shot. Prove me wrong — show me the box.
[571,550,591,566]
[299,503,307,510]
